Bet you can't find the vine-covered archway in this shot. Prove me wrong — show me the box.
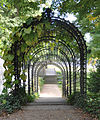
[3,8,87,97]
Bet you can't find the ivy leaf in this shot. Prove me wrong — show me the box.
[4,70,9,77]
[23,34,29,41]
[26,40,31,46]
[7,76,12,81]
[21,43,27,52]
[3,82,12,88]
[7,84,12,88]
[2,88,7,93]
[20,74,26,82]
[13,80,19,84]
[3,100,7,104]
[8,54,14,61]
[17,50,20,56]
[17,32,22,37]
[24,26,32,34]
[51,47,54,51]
[29,54,33,59]
[3,55,8,60]
[3,82,8,87]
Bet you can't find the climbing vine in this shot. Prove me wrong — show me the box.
[2,10,78,91]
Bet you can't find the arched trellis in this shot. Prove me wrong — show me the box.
[26,43,80,97]
[27,47,71,96]
[33,60,66,96]
[4,8,87,98]
[27,36,77,93]
[30,49,69,95]
[27,52,69,97]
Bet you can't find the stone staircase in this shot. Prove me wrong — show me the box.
[44,76,57,84]
[44,68,57,84]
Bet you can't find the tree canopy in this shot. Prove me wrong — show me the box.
[0,0,100,60]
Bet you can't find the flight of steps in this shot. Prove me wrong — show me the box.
[26,97,67,106]
[44,68,57,84]
[44,76,57,84]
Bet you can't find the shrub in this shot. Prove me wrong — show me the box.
[0,94,21,114]
[67,92,100,119]
[26,94,35,103]
[88,61,100,93]
[0,87,35,114]
[67,93,76,105]
[67,92,86,108]
[39,77,45,91]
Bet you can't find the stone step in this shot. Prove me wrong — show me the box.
[44,76,57,84]
[26,97,67,106]
[26,102,67,106]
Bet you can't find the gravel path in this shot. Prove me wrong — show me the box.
[0,84,95,120]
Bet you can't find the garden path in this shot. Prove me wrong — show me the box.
[0,84,94,120]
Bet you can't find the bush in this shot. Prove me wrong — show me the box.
[26,94,35,103]
[56,71,61,75]
[67,92,100,119]
[0,87,35,114]
[86,93,100,119]
[88,61,100,93]
[67,93,76,105]
[67,92,86,108]
[39,77,45,91]
[0,94,21,113]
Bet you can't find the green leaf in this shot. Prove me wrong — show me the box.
[4,70,9,77]
[29,54,33,59]
[20,74,26,82]
[3,82,8,86]
[2,88,7,93]
[8,54,14,61]
[3,100,7,104]
[24,26,32,34]
[17,32,22,37]
[26,40,31,46]
[3,55,8,60]
[17,50,20,56]
[13,80,19,84]
[21,43,27,52]
[3,82,12,88]
[23,34,29,41]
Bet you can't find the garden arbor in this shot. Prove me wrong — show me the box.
[3,8,87,97]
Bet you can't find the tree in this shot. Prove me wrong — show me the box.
[88,60,100,93]
[52,0,100,59]
[0,0,52,56]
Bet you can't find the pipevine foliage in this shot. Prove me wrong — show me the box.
[2,14,76,91]
[1,14,75,114]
